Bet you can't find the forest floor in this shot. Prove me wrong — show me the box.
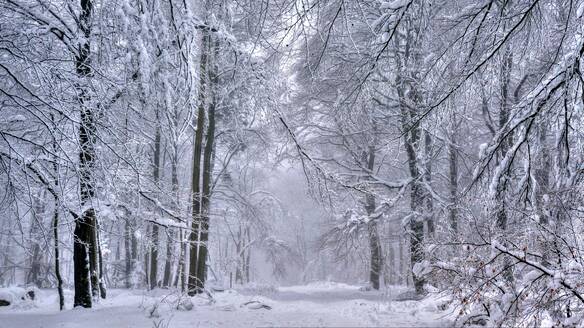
[0,282,453,327]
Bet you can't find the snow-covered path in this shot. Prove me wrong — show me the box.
[0,282,452,327]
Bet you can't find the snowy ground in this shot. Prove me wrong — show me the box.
[0,282,453,327]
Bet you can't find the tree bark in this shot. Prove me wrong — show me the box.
[423,130,435,237]
[397,74,426,294]
[124,215,132,289]
[52,201,64,310]
[74,210,93,307]
[188,31,209,295]
[495,46,513,230]
[149,113,162,290]
[28,192,44,287]
[88,215,100,299]
[448,109,459,234]
[195,55,217,291]
[97,225,106,298]
[395,28,430,294]
[162,229,173,287]
[363,146,382,290]
[51,128,64,310]
[244,226,251,283]
[74,0,101,308]
[174,228,186,291]
[163,146,179,287]
[447,138,458,233]
[534,127,550,226]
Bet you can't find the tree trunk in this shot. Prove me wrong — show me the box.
[130,217,138,287]
[195,54,217,291]
[495,46,513,231]
[163,149,179,287]
[235,235,242,284]
[174,228,186,291]
[399,82,426,295]
[143,225,150,288]
[188,31,209,295]
[423,130,435,237]
[448,111,459,234]
[74,210,93,308]
[367,222,382,290]
[149,225,159,289]
[394,22,431,295]
[88,215,100,299]
[162,230,173,287]
[97,225,106,298]
[53,201,64,310]
[28,192,44,287]
[149,116,162,290]
[535,126,550,226]
[493,44,514,283]
[51,129,64,310]
[244,226,251,283]
[124,216,132,289]
[447,143,458,233]
[74,0,100,308]
[363,146,382,290]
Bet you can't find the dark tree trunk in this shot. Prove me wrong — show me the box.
[398,78,426,295]
[124,216,132,289]
[28,193,43,287]
[447,127,459,234]
[244,227,251,283]
[162,229,173,287]
[367,219,382,290]
[495,43,514,282]
[423,130,435,237]
[535,125,550,225]
[363,146,382,290]
[149,117,162,290]
[150,225,159,289]
[235,236,242,284]
[195,62,217,291]
[163,150,179,287]
[188,31,209,295]
[73,210,94,307]
[495,46,513,231]
[74,0,100,308]
[394,20,431,295]
[131,220,138,270]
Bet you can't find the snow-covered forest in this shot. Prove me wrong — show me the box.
[0,0,583,326]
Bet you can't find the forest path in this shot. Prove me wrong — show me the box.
[0,282,452,327]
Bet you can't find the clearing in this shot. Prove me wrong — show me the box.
[0,282,453,327]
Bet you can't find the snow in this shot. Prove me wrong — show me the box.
[380,0,409,10]
[578,2,584,19]
[381,32,391,43]
[0,283,452,327]
[0,286,37,310]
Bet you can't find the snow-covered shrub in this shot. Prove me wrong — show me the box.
[429,180,584,327]
[0,286,38,309]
